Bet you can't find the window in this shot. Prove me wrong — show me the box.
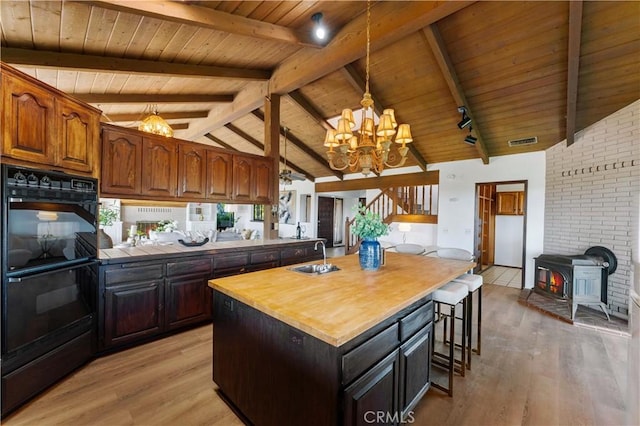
[252,204,265,222]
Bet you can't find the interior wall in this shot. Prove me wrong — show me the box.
[494,183,525,267]
[544,100,640,319]
[431,151,546,289]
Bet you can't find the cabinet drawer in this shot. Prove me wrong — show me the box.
[251,250,280,265]
[342,323,399,385]
[399,301,433,341]
[214,253,248,270]
[281,247,309,261]
[166,257,211,277]
[104,264,164,286]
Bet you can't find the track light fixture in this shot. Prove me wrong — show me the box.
[464,134,477,145]
[311,12,327,41]
[464,125,477,145]
[457,106,472,130]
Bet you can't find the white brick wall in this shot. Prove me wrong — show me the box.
[544,100,640,319]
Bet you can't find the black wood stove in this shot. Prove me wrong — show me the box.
[534,246,617,320]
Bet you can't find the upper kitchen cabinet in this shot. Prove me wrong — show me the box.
[141,136,177,198]
[100,124,273,204]
[178,143,207,199]
[1,63,100,177]
[101,124,143,196]
[206,150,233,201]
[232,155,273,204]
[496,191,524,215]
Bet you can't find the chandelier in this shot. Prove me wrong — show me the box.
[323,0,413,176]
[138,105,173,137]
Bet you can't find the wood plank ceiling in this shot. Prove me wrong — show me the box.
[1,1,638,181]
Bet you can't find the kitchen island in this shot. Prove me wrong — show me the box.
[209,252,474,426]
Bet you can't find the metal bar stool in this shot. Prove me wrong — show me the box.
[431,281,468,397]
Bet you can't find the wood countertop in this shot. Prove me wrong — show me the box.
[208,252,475,347]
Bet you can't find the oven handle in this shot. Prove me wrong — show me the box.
[6,259,98,280]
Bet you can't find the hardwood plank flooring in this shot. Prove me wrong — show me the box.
[3,284,629,426]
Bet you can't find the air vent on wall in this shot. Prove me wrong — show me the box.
[508,136,538,147]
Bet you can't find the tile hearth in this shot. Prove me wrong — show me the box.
[518,289,629,335]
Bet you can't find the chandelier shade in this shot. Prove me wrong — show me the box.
[138,106,174,137]
[323,0,413,176]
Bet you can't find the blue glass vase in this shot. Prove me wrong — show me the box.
[359,238,381,271]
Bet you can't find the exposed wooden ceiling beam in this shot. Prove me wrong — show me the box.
[287,91,334,132]
[1,47,270,80]
[341,64,428,172]
[104,110,209,122]
[87,0,321,48]
[224,123,313,180]
[74,94,234,104]
[204,134,238,151]
[127,122,189,130]
[421,25,490,165]
[566,0,583,147]
[315,171,440,193]
[184,1,471,140]
[251,110,342,180]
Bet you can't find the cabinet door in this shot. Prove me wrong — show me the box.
[101,127,142,195]
[206,150,233,200]
[178,143,207,198]
[253,157,273,204]
[344,349,399,426]
[142,137,177,198]
[496,192,519,215]
[232,155,252,202]
[56,97,98,174]
[103,281,163,348]
[165,274,212,330]
[1,73,56,166]
[398,324,432,420]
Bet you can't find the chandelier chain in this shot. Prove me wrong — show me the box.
[365,0,371,95]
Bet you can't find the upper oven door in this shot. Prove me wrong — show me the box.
[5,199,98,276]
[2,165,99,277]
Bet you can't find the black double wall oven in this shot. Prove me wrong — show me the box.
[1,164,99,415]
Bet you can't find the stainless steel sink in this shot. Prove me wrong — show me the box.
[289,263,340,275]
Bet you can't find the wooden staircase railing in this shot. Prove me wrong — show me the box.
[345,184,438,254]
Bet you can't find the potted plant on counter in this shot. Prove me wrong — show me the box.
[98,205,119,249]
[350,204,389,271]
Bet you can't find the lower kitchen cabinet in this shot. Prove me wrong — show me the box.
[165,274,212,330]
[103,281,164,348]
[398,324,432,420]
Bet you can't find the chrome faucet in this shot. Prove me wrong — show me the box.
[314,240,327,265]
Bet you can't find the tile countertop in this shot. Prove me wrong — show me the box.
[209,252,475,347]
[98,237,322,264]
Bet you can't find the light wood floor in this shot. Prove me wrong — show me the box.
[3,285,629,426]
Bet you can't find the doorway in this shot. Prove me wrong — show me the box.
[318,196,335,247]
[474,180,528,289]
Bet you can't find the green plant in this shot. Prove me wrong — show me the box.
[350,204,389,240]
[99,206,119,227]
[156,219,178,232]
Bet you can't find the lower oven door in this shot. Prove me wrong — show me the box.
[1,260,97,373]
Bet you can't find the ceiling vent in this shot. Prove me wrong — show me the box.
[508,136,538,147]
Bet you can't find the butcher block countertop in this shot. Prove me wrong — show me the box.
[208,252,475,347]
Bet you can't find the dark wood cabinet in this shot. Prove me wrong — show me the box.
[1,63,100,176]
[206,150,233,200]
[165,258,212,330]
[497,191,524,215]
[101,125,143,195]
[253,156,273,203]
[56,96,98,174]
[212,292,432,426]
[103,281,164,348]
[398,324,432,420]
[100,123,272,203]
[178,143,207,198]
[141,136,177,198]
[344,349,400,426]
[232,155,253,202]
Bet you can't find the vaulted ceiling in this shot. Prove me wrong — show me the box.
[1,1,638,181]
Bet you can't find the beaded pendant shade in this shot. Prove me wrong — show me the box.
[138,106,173,137]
